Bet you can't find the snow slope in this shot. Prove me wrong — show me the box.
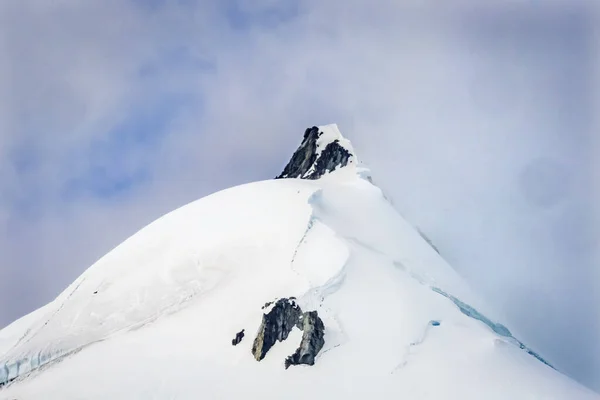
[1,125,598,400]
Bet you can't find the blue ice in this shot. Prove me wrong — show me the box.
[431,287,554,369]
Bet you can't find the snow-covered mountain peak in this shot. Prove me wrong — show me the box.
[276,124,357,180]
[1,124,599,399]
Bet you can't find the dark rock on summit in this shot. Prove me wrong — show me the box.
[251,298,302,361]
[276,126,353,180]
[231,329,245,346]
[285,311,325,369]
[276,127,320,180]
[309,141,351,180]
[261,301,273,310]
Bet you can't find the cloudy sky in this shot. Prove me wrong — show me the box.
[1,0,598,392]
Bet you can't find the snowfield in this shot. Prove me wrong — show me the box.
[1,125,598,399]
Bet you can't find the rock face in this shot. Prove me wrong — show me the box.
[310,141,352,179]
[276,126,353,180]
[231,329,245,346]
[251,298,303,361]
[249,297,326,369]
[285,311,325,369]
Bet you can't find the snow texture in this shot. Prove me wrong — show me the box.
[0,124,598,400]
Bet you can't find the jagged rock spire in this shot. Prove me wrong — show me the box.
[276,124,355,180]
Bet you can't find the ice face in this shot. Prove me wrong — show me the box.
[431,286,553,369]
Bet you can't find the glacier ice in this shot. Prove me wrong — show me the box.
[431,286,554,369]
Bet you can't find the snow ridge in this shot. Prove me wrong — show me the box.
[291,188,351,355]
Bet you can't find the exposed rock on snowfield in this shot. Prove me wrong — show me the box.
[276,125,354,180]
[309,141,352,180]
[251,298,303,361]
[249,298,325,369]
[231,330,245,346]
[285,311,325,369]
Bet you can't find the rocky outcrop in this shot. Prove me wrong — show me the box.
[276,127,320,180]
[231,329,245,346]
[251,298,302,361]
[308,141,351,180]
[285,311,325,369]
[248,297,326,368]
[276,126,353,180]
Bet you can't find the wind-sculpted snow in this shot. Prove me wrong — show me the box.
[1,179,321,386]
[430,287,554,369]
[431,287,554,368]
[1,124,598,399]
[391,320,442,373]
[431,287,511,337]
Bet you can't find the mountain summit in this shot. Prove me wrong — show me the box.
[276,124,356,180]
[0,125,598,400]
